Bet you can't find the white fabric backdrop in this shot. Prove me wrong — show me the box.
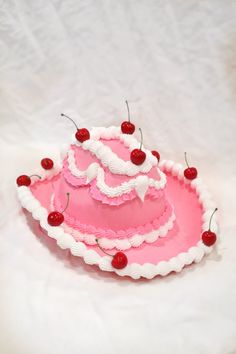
[1,1,236,353]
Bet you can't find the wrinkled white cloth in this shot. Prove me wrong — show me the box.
[0,1,236,354]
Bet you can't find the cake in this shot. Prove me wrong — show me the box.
[16,110,218,279]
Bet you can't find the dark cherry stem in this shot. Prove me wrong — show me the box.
[61,193,70,213]
[139,128,143,150]
[29,174,41,179]
[95,239,113,256]
[208,208,218,231]
[61,113,79,130]
[125,100,131,123]
[184,152,189,168]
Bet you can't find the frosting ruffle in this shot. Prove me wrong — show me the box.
[53,195,173,240]
[63,145,166,204]
[61,211,176,250]
[89,184,164,206]
[71,126,157,176]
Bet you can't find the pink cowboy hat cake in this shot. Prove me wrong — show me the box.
[16,105,218,279]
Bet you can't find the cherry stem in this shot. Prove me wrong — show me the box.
[95,239,113,257]
[61,113,79,130]
[61,193,70,213]
[209,208,218,231]
[125,100,131,122]
[139,128,143,150]
[184,152,189,168]
[29,174,41,179]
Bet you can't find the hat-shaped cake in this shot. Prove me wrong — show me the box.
[16,107,218,279]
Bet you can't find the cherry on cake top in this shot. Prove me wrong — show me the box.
[202,208,218,246]
[121,100,136,134]
[47,192,70,226]
[130,128,146,165]
[61,113,90,143]
[184,152,198,180]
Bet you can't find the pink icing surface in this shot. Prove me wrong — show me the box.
[71,144,97,170]
[101,138,130,161]
[29,171,203,264]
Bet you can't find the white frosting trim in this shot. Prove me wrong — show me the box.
[49,193,175,250]
[17,158,218,279]
[67,148,166,200]
[64,212,175,250]
[71,126,157,176]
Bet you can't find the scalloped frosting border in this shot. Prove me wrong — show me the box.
[62,213,175,250]
[53,196,173,240]
[64,158,165,205]
[65,147,166,202]
[50,193,175,250]
[71,126,158,176]
[16,158,218,279]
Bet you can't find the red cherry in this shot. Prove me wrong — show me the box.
[16,174,41,187]
[184,167,198,180]
[16,175,31,186]
[130,128,146,165]
[47,193,70,227]
[121,101,135,134]
[111,252,128,269]
[75,128,90,142]
[121,121,135,134]
[41,158,54,170]
[61,113,90,143]
[184,152,198,180]
[201,208,218,246]
[130,149,146,165]
[151,150,160,162]
[95,239,128,269]
[47,211,64,226]
[202,231,216,246]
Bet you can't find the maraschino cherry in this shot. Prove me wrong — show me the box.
[47,193,70,227]
[130,128,146,165]
[202,208,218,246]
[121,100,135,134]
[41,158,54,170]
[151,150,160,162]
[95,239,128,269]
[16,174,41,187]
[184,152,198,180]
[61,113,90,143]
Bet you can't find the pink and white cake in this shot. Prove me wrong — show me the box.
[16,115,218,279]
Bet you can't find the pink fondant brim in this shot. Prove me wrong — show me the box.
[29,171,203,266]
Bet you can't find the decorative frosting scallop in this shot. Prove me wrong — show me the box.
[65,149,166,200]
[64,127,166,203]
[71,126,157,176]
[50,192,174,249]
[61,211,176,250]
